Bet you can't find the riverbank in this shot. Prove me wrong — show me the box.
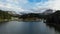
[0,19,11,23]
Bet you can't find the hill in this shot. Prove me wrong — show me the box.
[46,10,60,24]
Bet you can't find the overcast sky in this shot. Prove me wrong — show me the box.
[0,0,60,12]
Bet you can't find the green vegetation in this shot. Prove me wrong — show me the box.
[0,10,12,22]
[19,13,47,21]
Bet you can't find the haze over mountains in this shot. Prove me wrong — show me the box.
[7,8,55,15]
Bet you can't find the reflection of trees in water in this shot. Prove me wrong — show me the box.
[45,10,60,32]
[46,23,60,32]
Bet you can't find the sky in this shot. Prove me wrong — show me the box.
[0,0,60,13]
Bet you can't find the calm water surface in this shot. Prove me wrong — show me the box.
[0,21,60,34]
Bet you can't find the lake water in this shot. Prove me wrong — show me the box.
[0,21,60,34]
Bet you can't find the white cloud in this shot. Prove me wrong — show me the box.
[0,0,25,12]
[34,0,54,9]
[0,3,24,12]
[0,0,60,13]
[35,0,60,10]
[52,0,60,10]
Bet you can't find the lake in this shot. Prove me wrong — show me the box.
[0,21,60,34]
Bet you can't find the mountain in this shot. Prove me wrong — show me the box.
[26,8,48,13]
[0,10,12,19]
[42,9,54,15]
[46,10,60,24]
[7,11,21,17]
[7,11,16,14]
[18,8,47,15]
[19,9,54,15]
[0,8,55,15]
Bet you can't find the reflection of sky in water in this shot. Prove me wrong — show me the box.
[0,21,60,34]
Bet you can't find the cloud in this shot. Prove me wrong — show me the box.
[34,0,60,10]
[0,3,24,12]
[0,0,27,12]
[0,0,50,11]
[33,0,54,9]
[0,0,60,13]
[52,0,60,10]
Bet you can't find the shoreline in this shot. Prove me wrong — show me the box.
[0,19,11,23]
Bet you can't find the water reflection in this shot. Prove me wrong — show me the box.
[46,23,60,33]
[0,21,60,34]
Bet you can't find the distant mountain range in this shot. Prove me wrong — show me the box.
[42,9,54,15]
[0,8,55,16]
[19,9,55,15]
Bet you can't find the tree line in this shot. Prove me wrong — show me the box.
[0,10,12,19]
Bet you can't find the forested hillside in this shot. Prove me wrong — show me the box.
[0,10,12,22]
